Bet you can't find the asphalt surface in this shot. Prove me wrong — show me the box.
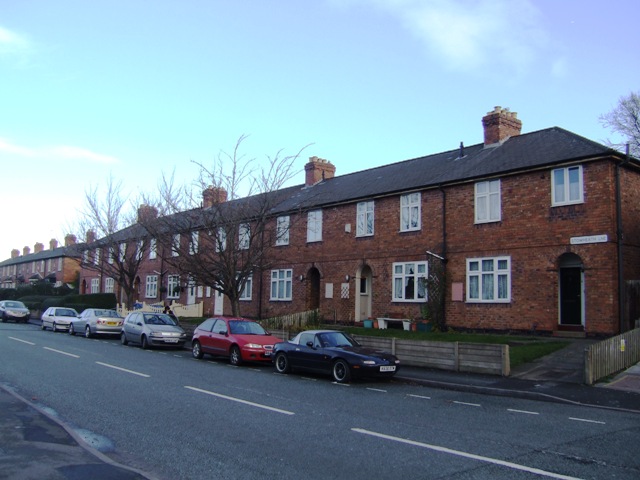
[2,329,639,480]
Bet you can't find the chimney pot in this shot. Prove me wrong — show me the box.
[305,156,336,186]
[203,187,228,208]
[482,106,522,146]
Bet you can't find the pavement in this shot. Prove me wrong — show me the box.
[2,334,639,479]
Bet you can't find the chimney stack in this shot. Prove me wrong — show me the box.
[86,230,97,244]
[482,106,522,146]
[137,204,159,223]
[23,246,31,256]
[65,234,77,246]
[11,249,20,259]
[305,156,335,187]
[50,239,58,250]
[203,187,228,208]
[34,242,44,254]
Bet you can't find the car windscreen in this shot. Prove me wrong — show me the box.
[229,321,267,335]
[317,332,357,348]
[6,301,25,308]
[56,309,77,317]
[143,314,177,326]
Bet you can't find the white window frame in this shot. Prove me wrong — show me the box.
[552,165,584,206]
[118,243,126,262]
[189,231,199,255]
[239,273,253,301]
[276,215,290,246]
[167,274,181,298]
[135,240,144,261]
[400,193,421,232]
[149,238,157,259]
[307,210,322,243]
[90,278,99,294]
[356,201,375,237]
[239,224,250,250]
[392,261,428,302]
[145,275,158,298]
[172,234,180,257]
[466,256,511,303]
[104,277,114,294]
[270,269,292,301]
[475,179,501,223]
[93,248,100,265]
[215,227,226,252]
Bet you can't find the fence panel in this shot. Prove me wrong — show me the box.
[585,328,640,384]
[117,301,203,318]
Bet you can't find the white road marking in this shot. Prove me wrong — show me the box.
[43,347,80,358]
[184,386,295,415]
[332,382,350,387]
[569,417,606,425]
[96,361,150,378]
[407,394,431,400]
[352,428,584,480]
[453,401,481,407]
[508,409,540,415]
[366,387,387,393]
[9,337,35,345]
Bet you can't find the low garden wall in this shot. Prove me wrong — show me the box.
[353,335,510,376]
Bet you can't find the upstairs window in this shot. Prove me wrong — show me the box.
[118,243,126,262]
[239,224,250,250]
[149,238,157,259]
[356,201,374,237]
[475,180,501,223]
[172,234,180,257]
[276,216,290,246]
[552,165,583,206]
[93,248,100,265]
[400,193,421,232]
[307,210,322,243]
[215,227,226,252]
[189,231,199,255]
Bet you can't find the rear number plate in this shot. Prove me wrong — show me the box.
[380,366,396,372]
[165,338,179,343]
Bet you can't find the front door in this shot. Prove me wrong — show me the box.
[357,266,372,321]
[560,267,583,326]
[187,277,196,305]
[214,289,224,315]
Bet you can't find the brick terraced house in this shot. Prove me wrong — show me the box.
[78,107,640,336]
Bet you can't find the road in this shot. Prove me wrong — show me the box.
[1,321,639,479]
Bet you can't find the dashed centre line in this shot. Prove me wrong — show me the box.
[9,337,35,346]
[96,361,150,378]
[184,385,295,415]
[43,347,80,358]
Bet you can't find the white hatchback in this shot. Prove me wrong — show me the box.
[41,307,79,332]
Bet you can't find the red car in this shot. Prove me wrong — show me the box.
[191,317,280,365]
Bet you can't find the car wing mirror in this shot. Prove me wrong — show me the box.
[136,322,143,326]
[220,330,228,336]
[306,341,314,348]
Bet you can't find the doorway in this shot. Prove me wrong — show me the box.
[356,265,372,321]
[306,267,320,310]
[559,253,584,328]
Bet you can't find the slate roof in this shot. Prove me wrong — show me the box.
[271,127,628,212]
[0,245,80,267]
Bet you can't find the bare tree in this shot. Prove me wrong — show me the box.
[141,136,308,317]
[599,91,640,157]
[76,175,149,308]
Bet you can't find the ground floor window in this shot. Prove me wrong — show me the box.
[90,278,99,294]
[467,256,511,302]
[104,277,114,293]
[239,274,252,301]
[168,275,181,298]
[145,275,158,298]
[392,261,428,301]
[270,269,292,300]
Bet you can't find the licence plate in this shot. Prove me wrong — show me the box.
[379,366,396,372]
[107,322,118,326]
[164,338,179,343]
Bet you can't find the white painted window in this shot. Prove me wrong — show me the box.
[93,248,100,265]
[239,224,250,250]
[215,227,226,252]
[239,274,253,300]
[356,201,374,237]
[276,216,290,246]
[149,238,157,259]
[118,243,126,262]
[145,275,158,298]
[392,262,428,302]
[172,234,180,257]
[270,269,292,300]
[90,278,99,293]
[189,231,199,255]
[104,277,114,293]
[307,210,322,242]
[168,275,180,298]
[400,193,421,231]
[467,256,511,303]
[552,165,583,206]
[475,180,501,223]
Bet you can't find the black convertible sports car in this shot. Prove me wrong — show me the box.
[272,329,400,383]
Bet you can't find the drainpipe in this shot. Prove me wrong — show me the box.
[615,145,630,333]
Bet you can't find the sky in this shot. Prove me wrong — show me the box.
[1,0,638,260]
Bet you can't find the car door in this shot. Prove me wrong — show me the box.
[195,318,217,355]
[208,319,230,355]
[125,313,143,342]
[41,308,51,328]
[287,332,320,370]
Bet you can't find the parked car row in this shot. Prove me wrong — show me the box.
[35,307,400,383]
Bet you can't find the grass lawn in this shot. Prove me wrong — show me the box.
[340,326,570,369]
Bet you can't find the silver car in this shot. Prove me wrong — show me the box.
[121,312,186,349]
[0,300,31,323]
[41,307,79,332]
[69,308,124,338]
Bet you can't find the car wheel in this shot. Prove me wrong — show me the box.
[41,322,46,330]
[85,326,92,339]
[332,359,351,383]
[275,352,291,374]
[229,345,242,366]
[52,322,57,332]
[192,341,204,359]
[121,332,128,345]
[141,335,149,350]
[69,324,75,336]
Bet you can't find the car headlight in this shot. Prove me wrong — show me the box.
[149,331,164,337]
[362,360,376,365]
[245,343,262,349]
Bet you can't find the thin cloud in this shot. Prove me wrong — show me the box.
[342,0,550,76]
[0,138,120,165]
[0,25,32,61]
